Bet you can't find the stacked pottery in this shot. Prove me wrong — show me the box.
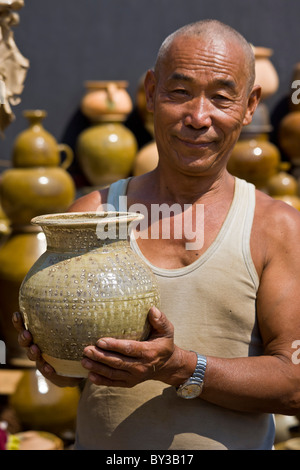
[278,63,300,186]
[0,110,75,366]
[228,46,281,190]
[77,81,138,187]
[19,212,160,378]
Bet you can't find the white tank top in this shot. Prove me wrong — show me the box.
[75,176,275,450]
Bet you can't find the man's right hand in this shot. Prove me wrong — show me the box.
[12,312,83,388]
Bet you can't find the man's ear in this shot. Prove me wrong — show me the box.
[242,85,262,126]
[144,69,156,113]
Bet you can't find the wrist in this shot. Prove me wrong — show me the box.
[158,347,198,387]
[176,352,207,399]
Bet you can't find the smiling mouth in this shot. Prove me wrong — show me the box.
[176,137,214,148]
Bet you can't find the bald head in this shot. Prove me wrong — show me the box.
[155,20,255,94]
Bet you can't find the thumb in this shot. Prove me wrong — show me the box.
[148,306,174,338]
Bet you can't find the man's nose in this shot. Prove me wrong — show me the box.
[183,96,212,129]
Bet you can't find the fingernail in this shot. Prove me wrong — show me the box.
[96,339,107,348]
[152,306,161,320]
[12,312,19,323]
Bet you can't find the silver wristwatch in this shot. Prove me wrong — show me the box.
[176,352,207,399]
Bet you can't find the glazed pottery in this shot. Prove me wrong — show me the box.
[76,122,137,187]
[253,46,279,100]
[266,167,298,197]
[278,112,300,165]
[1,110,75,226]
[0,227,46,365]
[227,133,281,189]
[9,369,80,435]
[80,81,133,122]
[19,212,160,378]
[133,140,159,176]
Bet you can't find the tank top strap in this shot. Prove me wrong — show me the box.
[106,177,131,211]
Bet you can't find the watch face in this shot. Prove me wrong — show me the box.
[177,383,202,399]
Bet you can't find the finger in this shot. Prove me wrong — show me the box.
[27,343,42,361]
[82,357,130,382]
[148,306,174,338]
[91,337,144,359]
[12,311,26,332]
[17,328,33,348]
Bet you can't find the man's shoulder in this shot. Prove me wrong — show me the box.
[68,187,109,212]
[254,188,300,243]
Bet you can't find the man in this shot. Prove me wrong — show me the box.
[14,19,300,450]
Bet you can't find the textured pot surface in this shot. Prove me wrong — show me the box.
[19,212,160,377]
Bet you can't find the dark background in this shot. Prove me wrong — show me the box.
[0,0,299,185]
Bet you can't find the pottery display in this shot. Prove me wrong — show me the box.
[1,110,75,226]
[0,110,76,366]
[19,212,161,378]
[9,369,80,436]
[253,46,279,101]
[133,140,159,176]
[80,81,133,122]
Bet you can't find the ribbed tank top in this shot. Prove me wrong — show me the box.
[75,176,275,450]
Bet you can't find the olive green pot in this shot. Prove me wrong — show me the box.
[19,212,160,378]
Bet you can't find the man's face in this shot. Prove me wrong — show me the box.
[145,35,259,177]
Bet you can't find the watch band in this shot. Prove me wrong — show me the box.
[192,352,207,383]
[176,352,207,399]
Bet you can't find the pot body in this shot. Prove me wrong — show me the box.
[19,212,160,377]
[76,122,137,186]
[1,167,75,226]
[9,369,80,435]
[227,134,281,189]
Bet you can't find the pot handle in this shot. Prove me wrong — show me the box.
[57,143,73,170]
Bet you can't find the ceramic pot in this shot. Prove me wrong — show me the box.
[19,212,160,378]
[76,122,137,187]
[9,369,80,435]
[12,110,73,168]
[0,227,46,365]
[133,140,159,176]
[227,133,281,189]
[0,110,75,226]
[80,81,133,122]
[266,167,298,197]
[278,111,300,165]
[253,46,279,101]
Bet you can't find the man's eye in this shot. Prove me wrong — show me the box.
[213,94,231,101]
[172,89,188,95]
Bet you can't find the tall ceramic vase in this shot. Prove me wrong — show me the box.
[19,212,160,378]
[77,81,137,187]
[0,110,76,366]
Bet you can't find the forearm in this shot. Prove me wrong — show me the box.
[199,354,300,415]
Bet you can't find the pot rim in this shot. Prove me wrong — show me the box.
[31,211,144,227]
